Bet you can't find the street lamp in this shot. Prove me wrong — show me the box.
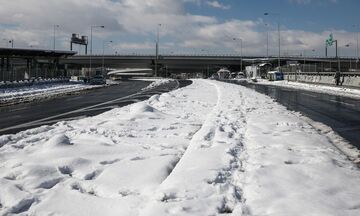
[155,23,161,77]
[345,43,353,70]
[352,24,359,70]
[265,23,269,58]
[102,40,113,73]
[3,39,14,48]
[303,49,315,72]
[233,38,243,72]
[89,25,105,78]
[53,24,59,50]
[264,12,281,71]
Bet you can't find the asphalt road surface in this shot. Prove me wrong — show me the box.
[0,80,192,135]
[227,80,360,149]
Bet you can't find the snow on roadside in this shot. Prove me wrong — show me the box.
[256,79,360,99]
[141,79,173,91]
[0,79,359,215]
[0,83,102,105]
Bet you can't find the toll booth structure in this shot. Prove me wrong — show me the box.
[0,48,76,82]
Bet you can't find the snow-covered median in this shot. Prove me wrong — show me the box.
[0,83,103,105]
[256,79,360,99]
[0,80,359,215]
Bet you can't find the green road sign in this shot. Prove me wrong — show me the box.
[326,34,334,47]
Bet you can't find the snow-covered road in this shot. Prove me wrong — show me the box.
[0,80,359,215]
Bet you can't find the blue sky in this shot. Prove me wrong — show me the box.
[186,0,359,32]
[0,0,359,57]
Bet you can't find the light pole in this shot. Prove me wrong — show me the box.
[155,23,161,77]
[264,12,281,71]
[102,40,113,73]
[4,39,14,48]
[53,24,59,50]
[353,24,359,70]
[233,38,243,72]
[89,25,105,78]
[345,43,353,70]
[303,49,315,72]
[265,23,269,58]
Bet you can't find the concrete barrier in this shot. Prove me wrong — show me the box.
[284,73,360,88]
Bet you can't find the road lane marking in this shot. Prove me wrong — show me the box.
[301,92,317,98]
[329,99,356,107]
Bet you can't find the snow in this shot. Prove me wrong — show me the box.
[0,83,102,105]
[140,79,173,91]
[0,79,359,215]
[256,79,360,99]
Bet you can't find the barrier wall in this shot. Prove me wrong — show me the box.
[284,73,360,88]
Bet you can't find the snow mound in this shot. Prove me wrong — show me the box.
[46,134,72,147]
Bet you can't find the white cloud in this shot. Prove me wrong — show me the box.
[206,1,231,10]
[289,0,337,4]
[0,0,354,56]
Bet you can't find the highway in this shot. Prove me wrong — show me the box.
[0,80,192,135]
[228,80,360,148]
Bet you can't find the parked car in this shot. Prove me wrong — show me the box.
[90,75,106,85]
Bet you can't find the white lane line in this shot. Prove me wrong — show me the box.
[0,116,87,132]
[301,92,317,98]
[329,99,356,107]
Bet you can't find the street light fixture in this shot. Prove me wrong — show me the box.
[89,25,105,79]
[102,40,113,73]
[233,38,243,72]
[264,12,281,71]
[3,39,14,48]
[53,24,60,50]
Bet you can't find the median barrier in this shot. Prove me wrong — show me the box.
[284,73,360,88]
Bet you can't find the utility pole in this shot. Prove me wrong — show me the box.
[89,25,105,79]
[53,25,59,50]
[264,12,281,71]
[155,24,161,77]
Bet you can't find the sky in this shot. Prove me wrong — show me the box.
[0,0,359,57]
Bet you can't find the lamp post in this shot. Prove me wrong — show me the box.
[345,43,353,70]
[264,12,281,71]
[53,24,59,50]
[353,24,359,70]
[265,23,269,58]
[233,38,243,72]
[303,49,315,72]
[155,23,161,77]
[5,39,14,48]
[102,40,113,73]
[89,25,105,78]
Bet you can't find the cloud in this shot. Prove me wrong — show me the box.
[206,1,231,10]
[0,0,354,56]
[289,0,337,4]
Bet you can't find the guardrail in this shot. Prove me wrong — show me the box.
[0,78,70,88]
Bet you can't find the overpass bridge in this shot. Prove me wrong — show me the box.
[61,54,360,76]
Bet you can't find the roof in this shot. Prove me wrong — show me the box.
[0,48,77,58]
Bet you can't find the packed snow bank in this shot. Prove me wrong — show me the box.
[0,79,359,215]
[0,83,102,105]
[141,79,173,91]
[256,79,360,99]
